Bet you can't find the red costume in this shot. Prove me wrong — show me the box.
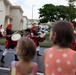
[71,23,76,51]
[71,42,76,51]
[71,32,76,51]
[25,26,45,56]
[30,26,45,47]
[5,24,17,48]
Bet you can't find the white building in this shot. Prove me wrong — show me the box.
[28,19,49,29]
[0,0,23,30]
[28,19,39,25]
[23,16,28,30]
[27,19,39,28]
[11,6,23,30]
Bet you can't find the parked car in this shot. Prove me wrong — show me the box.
[45,28,49,33]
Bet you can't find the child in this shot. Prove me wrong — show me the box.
[43,21,76,75]
[10,37,37,75]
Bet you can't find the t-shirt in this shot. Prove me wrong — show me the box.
[44,48,76,75]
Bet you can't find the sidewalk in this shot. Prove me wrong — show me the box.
[0,69,9,75]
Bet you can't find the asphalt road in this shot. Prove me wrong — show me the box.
[0,45,48,75]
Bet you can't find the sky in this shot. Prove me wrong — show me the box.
[10,0,68,19]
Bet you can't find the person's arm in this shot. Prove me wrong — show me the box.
[31,30,40,38]
[3,31,11,37]
[31,33,38,38]
[42,50,47,75]
[31,32,35,37]
[31,33,34,37]
[10,61,16,75]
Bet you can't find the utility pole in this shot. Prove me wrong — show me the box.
[32,5,35,25]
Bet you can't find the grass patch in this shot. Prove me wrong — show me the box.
[0,33,51,47]
[39,41,51,47]
[39,33,51,47]
[0,38,6,45]
[45,33,50,40]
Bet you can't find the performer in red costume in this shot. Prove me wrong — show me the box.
[1,24,18,63]
[71,23,76,51]
[30,26,45,56]
[71,30,76,51]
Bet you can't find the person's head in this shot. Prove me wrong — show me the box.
[0,25,2,27]
[49,20,74,48]
[0,25,2,28]
[6,24,12,30]
[16,37,36,61]
[37,26,40,32]
[25,28,31,33]
[31,26,37,31]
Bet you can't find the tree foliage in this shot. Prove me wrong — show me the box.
[39,4,56,23]
[67,0,76,3]
[67,0,76,21]
[38,3,76,23]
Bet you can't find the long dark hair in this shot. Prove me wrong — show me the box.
[51,20,74,48]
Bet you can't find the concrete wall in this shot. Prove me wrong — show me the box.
[4,3,11,28]
[23,17,28,29]
[11,8,23,30]
[5,4,11,16]
[0,0,6,28]
[0,0,24,31]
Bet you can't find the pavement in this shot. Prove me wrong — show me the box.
[0,45,48,75]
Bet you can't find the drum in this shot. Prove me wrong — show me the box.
[11,33,21,41]
[1,29,4,32]
[38,31,46,38]
[0,29,4,37]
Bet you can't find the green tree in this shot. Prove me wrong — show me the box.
[67,0,76,3]
[56,5,69,20]
[39,4,57,23]
[38,3,76,23]
[67,0,76,21]
[38,4,68,23]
